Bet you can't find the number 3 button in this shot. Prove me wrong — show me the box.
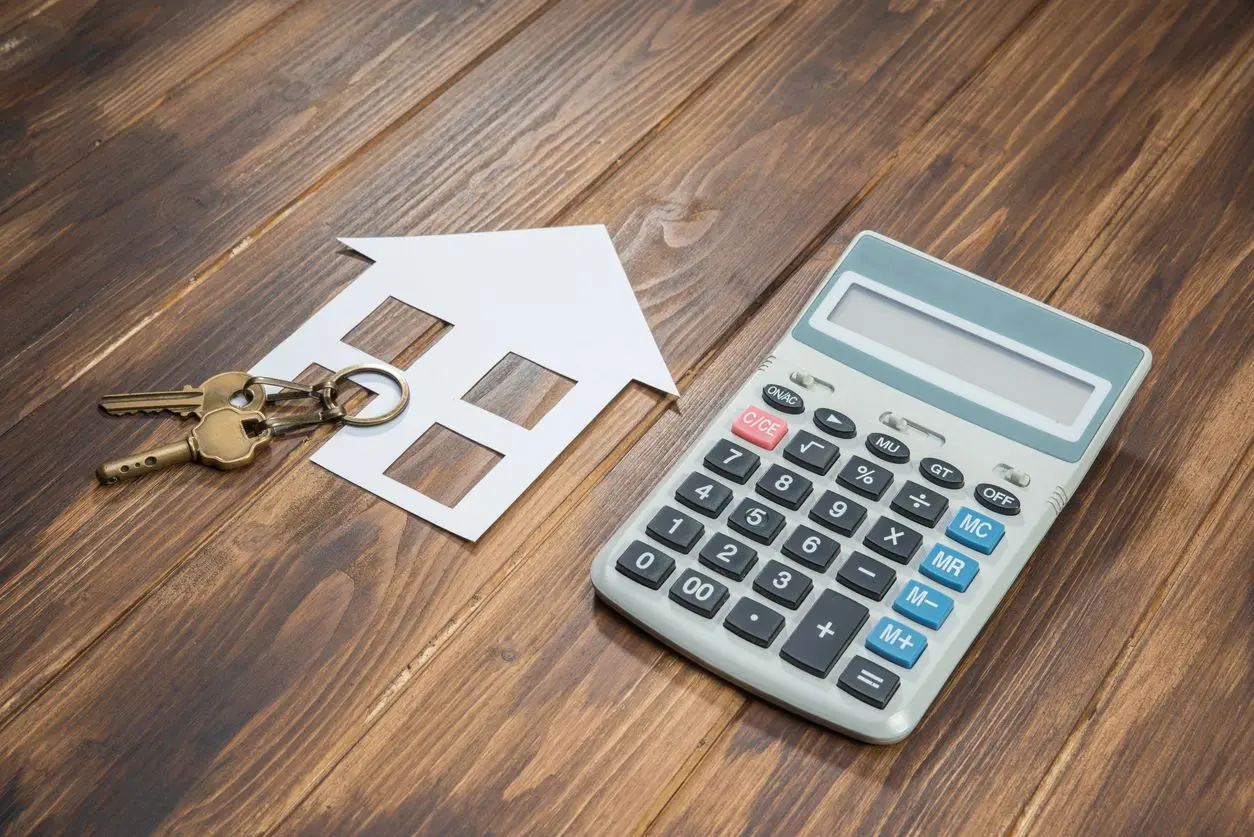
[753,559,813,609]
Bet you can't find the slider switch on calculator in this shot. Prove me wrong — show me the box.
[780,590,868,677]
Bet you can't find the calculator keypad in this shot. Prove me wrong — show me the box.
[752,559,813,609]
[646,506,705,553]
[728,498,785,544]
[754,464,813,510]
[675,472,733,517]
[602,363,1034,730]
[837,455,894,500]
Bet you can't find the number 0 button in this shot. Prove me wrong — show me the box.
[614,540,675,590]
[752,559,813,609]
[669,569,729,618]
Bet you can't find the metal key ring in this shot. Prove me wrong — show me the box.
[329,363,410,426]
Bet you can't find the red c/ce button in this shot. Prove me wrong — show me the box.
[732,405,789,451]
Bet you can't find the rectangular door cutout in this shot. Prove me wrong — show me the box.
[342,297,449,366]
[385,424,502,507]
[462,353,574,429]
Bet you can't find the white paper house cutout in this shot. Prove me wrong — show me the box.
[252,225,678,541]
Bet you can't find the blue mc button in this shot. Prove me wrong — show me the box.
[946,506,1004,554]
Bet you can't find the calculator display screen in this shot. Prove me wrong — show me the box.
[826,283,1096,426]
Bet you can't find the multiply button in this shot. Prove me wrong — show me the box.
[865,616,927,668]
[920,457,963,489]
[762,383,805,414]
[975,483,1021,516]
[866,432,910,463]
[946,506,1004,554]
[863,516,922,564]
[732,405,789,451]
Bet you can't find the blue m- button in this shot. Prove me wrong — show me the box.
[945,506,1004,554]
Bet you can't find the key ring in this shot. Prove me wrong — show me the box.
[328,363,410,426]
[244,363,409,435]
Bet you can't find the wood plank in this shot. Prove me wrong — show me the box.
[0,0,558,436]
[274,0,1254,832]
[0,0,308,211]
[0,0,1045,832]
[651,37,1254,837]
[1021,448,1254,835]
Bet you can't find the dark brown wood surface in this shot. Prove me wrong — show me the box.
[0,0,1250,834]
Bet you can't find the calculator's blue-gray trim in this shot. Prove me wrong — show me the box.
[790,233,1147,462]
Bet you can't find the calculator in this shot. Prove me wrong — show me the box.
[590,231,1151,743]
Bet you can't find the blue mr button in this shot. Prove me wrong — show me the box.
[946,506,1004,554]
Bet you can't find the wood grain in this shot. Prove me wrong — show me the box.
[0,0,788,736]
[0,0,1048,832]
[0,0,556,436]
[0,0,306,212]
[275,0,1254,832]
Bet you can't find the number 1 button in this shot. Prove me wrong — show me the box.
[646,506,704,553]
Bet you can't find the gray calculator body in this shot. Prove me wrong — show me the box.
[591,232,1150,743]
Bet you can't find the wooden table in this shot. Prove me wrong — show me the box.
[1,0,1250,833]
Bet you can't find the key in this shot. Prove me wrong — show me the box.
[99,371,267,418]
[96,406,272,484]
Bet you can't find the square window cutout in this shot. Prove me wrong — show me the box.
[385,424,502,507]
[342,297,449,366]
[462,353,574,429]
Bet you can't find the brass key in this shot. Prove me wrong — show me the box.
[96,406,272,484]
[99,371,266,418]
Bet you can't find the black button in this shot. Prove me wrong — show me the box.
[614,540,675,590]
[645,506,704,553]
[704,439,760,484]
[699,533,758,581]
[975,482,1021,516]
[668,568,729,618]
[813,408,857,438]
[889,480,949,527]
[862,516,922,564]
[836,552,896,601]
[728,498,785,544]
[762,383,804,414]
[837,656,900,709]
[674,472,733,518]
[783,430,840,475]
[753,560,813,609]
[837,455,894,500]
[724,598,785,647]
[808,490,867,536]
[754,464,813,510]
[866,432,910,463]
[920,457,964,489]
[781,525,840,571]
[779,589,868,677]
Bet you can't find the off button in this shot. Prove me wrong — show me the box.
[975,483,1021,516]
[762,383,805,414]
